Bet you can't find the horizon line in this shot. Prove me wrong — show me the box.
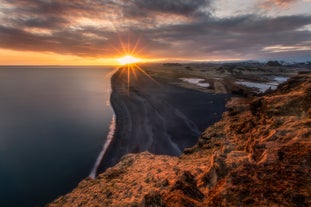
[0,59,310,67]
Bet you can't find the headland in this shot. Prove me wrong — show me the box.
[49,62,311,206]
[96,65,231,173]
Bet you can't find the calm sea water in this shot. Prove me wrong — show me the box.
[0,66,115,207]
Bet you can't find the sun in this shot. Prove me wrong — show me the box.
[117,55,141,65]
[112,37,158,95]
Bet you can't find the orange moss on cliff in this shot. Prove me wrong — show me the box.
[49,73,311,207]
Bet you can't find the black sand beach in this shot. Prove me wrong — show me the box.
[97,66,231,173]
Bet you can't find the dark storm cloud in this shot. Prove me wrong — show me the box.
[1,0,112,28]
[130,0,211,15]
[141,14,311,59]
[0,0,311,60]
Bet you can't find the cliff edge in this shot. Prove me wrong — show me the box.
[49,72,311,207]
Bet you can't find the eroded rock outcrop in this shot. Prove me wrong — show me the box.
[49,73,311,207]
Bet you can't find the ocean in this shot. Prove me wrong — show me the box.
[0,66,115,206]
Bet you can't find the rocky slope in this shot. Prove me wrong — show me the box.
[49,72,311,207]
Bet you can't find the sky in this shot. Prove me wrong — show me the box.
[0,0,311,65]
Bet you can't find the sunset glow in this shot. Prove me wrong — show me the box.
[0,0,310,64]
[117,55,141,65]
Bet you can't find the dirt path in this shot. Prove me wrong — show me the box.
[214,80,228,93]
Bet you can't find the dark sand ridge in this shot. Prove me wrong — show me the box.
[97,66,231,174]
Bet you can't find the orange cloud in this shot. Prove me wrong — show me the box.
[259,0,298,9]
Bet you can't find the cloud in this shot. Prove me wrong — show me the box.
[0,0,311,60]
[143,14,311,58]
[259,0,299,9]
[130,0,211,15]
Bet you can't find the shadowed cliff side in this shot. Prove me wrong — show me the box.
[49,72,310,207]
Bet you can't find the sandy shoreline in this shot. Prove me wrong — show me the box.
[97,67,231,174]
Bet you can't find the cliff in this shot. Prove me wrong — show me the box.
[49,72,311,207]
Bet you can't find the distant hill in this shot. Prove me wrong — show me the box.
[265,60,282,66]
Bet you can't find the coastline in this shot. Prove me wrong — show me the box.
[96,66,231,174]
[49,72,311,207]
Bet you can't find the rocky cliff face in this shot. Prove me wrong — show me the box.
[49,72,311,207]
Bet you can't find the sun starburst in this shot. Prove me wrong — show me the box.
[117,55,141,65]
[113,37,159,95]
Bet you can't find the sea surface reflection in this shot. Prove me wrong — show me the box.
[0,66,114,207]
